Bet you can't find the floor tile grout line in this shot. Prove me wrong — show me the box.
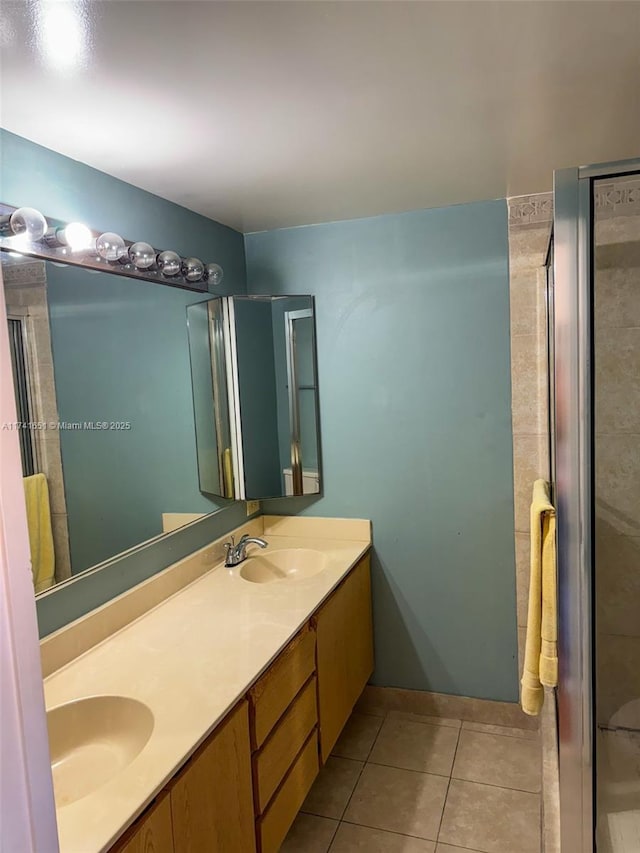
[383,715,463,732]
[449,775,542,796]
[300,754,366,823]
[434,842,486,853]
[365,759,452,779]
[363,710,387,763]
[338,816,439,844]
[326,709,390,851]
[338,809,526,853]
[333,707,389,829]
[435,722,461,843]
[330,708,387,763]
[324,815,341,853]
[461,727,539,742]
[351,750,540,794]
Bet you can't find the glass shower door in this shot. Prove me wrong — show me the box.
[592,171,640,853]
[553,159,640,853]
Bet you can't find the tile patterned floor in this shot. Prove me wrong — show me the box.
[281,709,541,853]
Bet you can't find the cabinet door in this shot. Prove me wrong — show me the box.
[170,701,256,853]
[112,792,173,853]
[315,553,374,762]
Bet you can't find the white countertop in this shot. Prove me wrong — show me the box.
[44,518,371,853]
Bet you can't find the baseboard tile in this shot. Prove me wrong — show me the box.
[356,685,539,731]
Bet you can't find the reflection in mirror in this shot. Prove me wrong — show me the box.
[2,256,226,596]
[285,308,319,496]
[187,298,234,498]
[187,296,321,501]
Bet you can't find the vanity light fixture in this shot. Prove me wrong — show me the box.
[56,222,94,252]
[96,232,127,262]
[129,241,156,270]
[205,263,224,287]
[0,206,48,241]
[0,202,224,292]
[157,250,182,277]
[183,257,205,283]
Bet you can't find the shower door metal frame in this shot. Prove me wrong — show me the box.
[554,157,640,853]
[554,165,594,853]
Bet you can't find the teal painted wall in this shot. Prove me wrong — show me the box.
[0,130,249,634]
[245,200,518,702]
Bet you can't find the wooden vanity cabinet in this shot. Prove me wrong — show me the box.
[170,701,256,853]
[111,791,174,853]
[315,553,374,761]
[108,551,372,853]
[248,625,316,750]
[112,703,255,853]
[249,624,319,853]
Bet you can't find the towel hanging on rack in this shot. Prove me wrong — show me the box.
[521,479,558,716]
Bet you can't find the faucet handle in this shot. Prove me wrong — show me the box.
[223,537,236,567]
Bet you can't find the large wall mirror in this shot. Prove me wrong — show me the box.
[187,296,322,501]
[2,256,322,601]
[2,255,227,595]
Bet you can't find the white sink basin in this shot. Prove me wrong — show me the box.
[47,695,154,808]
[239,548,328,584]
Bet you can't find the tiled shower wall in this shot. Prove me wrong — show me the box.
[507,194,554,852]
[507,194,552,674]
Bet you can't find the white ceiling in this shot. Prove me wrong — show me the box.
[1,1,639,233]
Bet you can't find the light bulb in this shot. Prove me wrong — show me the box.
[1,207,48,241]
[183,257,205,282]
[157,250,182,277]
[205,263,224,287]
[96,232,127,262]
[58,222,94,251]
[129,241,156,269]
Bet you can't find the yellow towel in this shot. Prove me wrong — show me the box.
[23,473,55,593]
[521,479,558,715]
[223,447,234,498]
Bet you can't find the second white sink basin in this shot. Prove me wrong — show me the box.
[47,695,154,808]
[240,548,328,583]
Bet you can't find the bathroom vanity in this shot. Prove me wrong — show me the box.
[43,516,372,852]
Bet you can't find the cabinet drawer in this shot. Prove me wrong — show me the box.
[254,676,317,814]
[257,731,319,853]
[249,625,316,749]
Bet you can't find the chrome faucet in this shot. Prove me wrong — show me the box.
[224,534,268,567]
